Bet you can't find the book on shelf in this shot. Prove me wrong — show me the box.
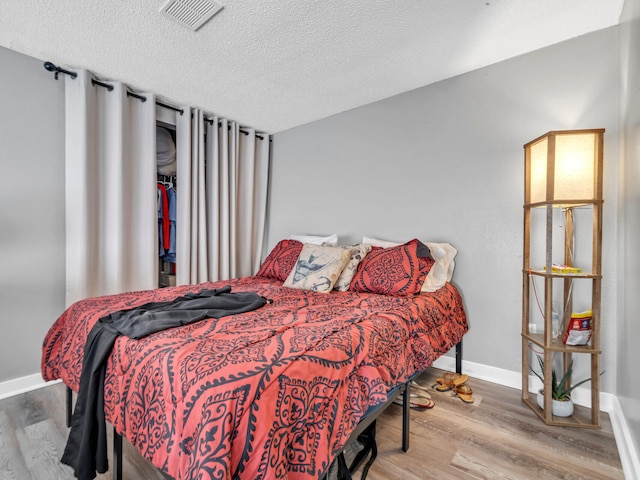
[543,264,583,274]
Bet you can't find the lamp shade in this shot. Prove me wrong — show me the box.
[524,129,604,207]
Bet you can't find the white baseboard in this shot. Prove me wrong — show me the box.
[609,396,640,480]
[433,355,522,389]
[432,355,614,410]
[433,355,639,480]
[0,374,60,400]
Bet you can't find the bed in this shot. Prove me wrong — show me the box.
[41,238,468,480]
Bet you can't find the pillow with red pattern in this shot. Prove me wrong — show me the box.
[349,238,426,296]
[417,255,435,288]
[415,239,435,284]
[256,239,303,281]
[362,236,444,291]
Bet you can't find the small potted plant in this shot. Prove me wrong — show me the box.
[530,355,597,417]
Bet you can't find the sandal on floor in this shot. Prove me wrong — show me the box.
[435,376,447,386]
[393,393,435,410]
[410,381,432,399]
[454,384,474,404]
[434,373,469,392]
[434,375,451,391]
[408,393,435,410]
[435,381,452,392]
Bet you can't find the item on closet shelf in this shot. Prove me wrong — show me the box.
[563,310,593,346]
[163,185,176,264]
[159,273,176,288]
[156,176,176,264]
[157,183,170,253]
[157,126,176,175]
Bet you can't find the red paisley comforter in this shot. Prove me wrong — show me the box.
[42,276,468,480]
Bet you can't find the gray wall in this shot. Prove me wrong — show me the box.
[269,28,620,389]
[619,0,640,461]
[0,47,65,382]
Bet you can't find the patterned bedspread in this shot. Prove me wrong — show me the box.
[41,276,468,480]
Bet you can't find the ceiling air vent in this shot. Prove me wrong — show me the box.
[160,0,224,31]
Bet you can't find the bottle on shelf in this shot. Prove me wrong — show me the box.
[552,305,561,341]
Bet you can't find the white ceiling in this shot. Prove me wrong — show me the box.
[0,1,624,133]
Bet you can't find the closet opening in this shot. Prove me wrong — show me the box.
[157,121,177,288]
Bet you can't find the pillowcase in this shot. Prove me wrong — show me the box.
[283,244,351,293]
[289,233,338,245]
[333,244,372,292]
[362,236,400,249]
[362,235,454,292]
[421,242,457,292]
[417,255,436,289]
[350,239,424,296]
[256,239,303,281]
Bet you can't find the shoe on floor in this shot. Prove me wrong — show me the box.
[393,392,435,410]
[410,381,432,399]
[454,384,474,404]
[434,372,468,392]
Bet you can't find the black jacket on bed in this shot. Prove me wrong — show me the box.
[61,286,269,480]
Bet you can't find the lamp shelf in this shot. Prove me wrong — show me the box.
[522,395,601,429]
[521,128,604,429]
[522,333,601,354]
[523,269,600,279]
[525,199,603,209]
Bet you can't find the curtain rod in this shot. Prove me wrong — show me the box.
[89,78,184,113]
[45,62,184,115]
[43,61,270,141]
[203,116,264,140]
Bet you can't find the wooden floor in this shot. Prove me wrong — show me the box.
[363,369,624,480]
[0,368,624,480]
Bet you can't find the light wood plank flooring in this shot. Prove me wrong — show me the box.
[0,369,624,479]
[364,368,623,480]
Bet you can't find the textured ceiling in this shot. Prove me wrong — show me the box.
[0,1,624,133]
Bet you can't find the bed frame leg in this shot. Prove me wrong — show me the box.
[113,428,123,480]
[401,383,410,452]
[66,386,73,428]
[455,341,463,374]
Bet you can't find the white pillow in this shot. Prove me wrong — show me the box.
[289,233,338,245]
[361,236,400,248]
[421,242,457,292]
[361,236,457,292]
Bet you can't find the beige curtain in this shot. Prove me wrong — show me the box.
[175,110,270,284]
[64,70,157,306]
